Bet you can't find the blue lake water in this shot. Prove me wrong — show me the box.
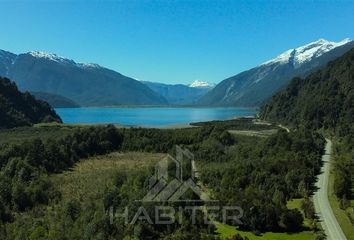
[55,107,257,127]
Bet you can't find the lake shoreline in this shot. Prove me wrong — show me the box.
[55,105,259,109]
[55,107,258,127]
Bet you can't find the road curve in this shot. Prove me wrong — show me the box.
[313,139,347,240]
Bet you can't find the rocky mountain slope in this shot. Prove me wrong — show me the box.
[198,38,354,107]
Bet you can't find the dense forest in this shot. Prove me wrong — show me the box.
[0,77,62,128]
[199,129,325,233]
[0,122,325,239]
[0,125,218,239]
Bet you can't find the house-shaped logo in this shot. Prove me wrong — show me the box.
[142,146,206,202]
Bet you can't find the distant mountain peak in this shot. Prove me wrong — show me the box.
[189,80,215,88]
[28,50,71,63]
[262,38,352,67]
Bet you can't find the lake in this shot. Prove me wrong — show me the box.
[55,107,257,127]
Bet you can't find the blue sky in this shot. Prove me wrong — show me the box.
[0,1,353,84]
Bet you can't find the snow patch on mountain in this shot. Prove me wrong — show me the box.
[29,51,73,64]
[28,51,101,69]
[262,38,352,67]
[189,80,215,88]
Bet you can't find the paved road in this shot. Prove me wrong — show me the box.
[313,139,347,240]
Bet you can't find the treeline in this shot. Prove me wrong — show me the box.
[0,77,62,128]
[119,126,234,158]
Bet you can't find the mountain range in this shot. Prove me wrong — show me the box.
[1,38,352,108]
[198,38,354,107]
[0,50,216,107]
[0,50,167,106]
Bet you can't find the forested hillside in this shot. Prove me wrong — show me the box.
[260,48,354,135]
[260,48,354,238]
[0,77,62,128]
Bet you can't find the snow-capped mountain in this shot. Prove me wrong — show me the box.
[189,80,215,88]
[28,51,101,69]
[262,38,351,67]
[198,38,354,107]
[0,49,167,106]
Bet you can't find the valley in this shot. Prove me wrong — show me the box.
[1,39,353,109]
[1,47,353,239]
[0,2,353,238]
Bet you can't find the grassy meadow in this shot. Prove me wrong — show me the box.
[51,151,165,202]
